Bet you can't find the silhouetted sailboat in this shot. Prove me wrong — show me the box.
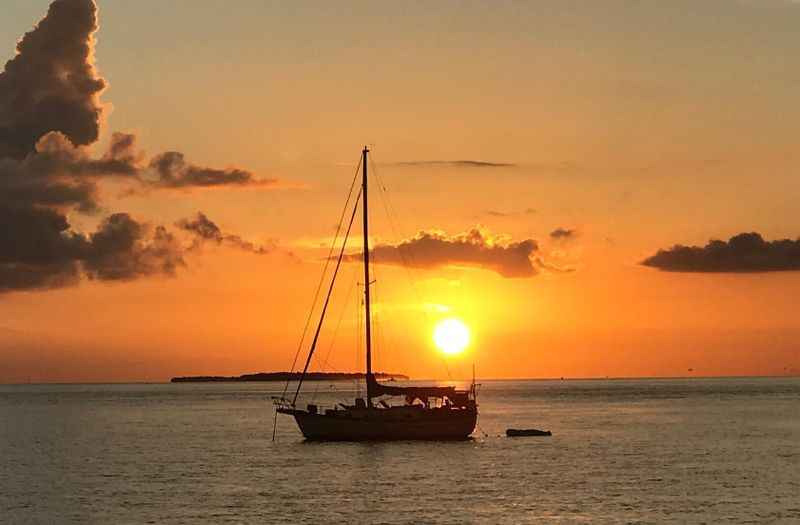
[274,147,478,441]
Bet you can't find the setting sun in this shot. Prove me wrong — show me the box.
[433,319,471,355]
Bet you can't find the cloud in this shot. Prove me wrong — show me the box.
[0,0,106,161]
[642,232,800,273]
[485,208,536,218]
[550,227,578,241]
[83,213,185,281]
[389,160,583,176]
[176,212,272,255]
[390,160,516,168]
[0,206,85,292]
[0,131,142,214]
[0,1,272,294]
[343,227,540,278]
[0,209,183,293]
[0,0,273,196]
[0,207,268,293]
[148,151,276,189]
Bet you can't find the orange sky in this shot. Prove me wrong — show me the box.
[1,1,799,382]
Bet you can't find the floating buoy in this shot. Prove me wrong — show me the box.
[506,428,552,437]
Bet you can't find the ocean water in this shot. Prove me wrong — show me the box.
[1,378,799,524]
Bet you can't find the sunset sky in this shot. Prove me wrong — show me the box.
[1,0,799,382]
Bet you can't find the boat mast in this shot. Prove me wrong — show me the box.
[362,146,374,407]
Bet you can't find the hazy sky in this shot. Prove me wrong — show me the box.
[1,1,799,382]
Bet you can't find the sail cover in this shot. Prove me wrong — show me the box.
[367,373,457,400]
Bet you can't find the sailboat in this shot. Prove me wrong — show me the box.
[274,147,478,441]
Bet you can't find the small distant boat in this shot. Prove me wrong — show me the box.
[506,428,551,437]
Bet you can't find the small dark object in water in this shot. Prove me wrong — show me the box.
[506,428,552,437]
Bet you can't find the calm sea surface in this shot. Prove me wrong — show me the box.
[1,378,799,524]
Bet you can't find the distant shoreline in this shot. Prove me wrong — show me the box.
[170,372,409,383]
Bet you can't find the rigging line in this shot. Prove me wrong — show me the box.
[369,153,453,381]
[371,261,380,372]
[373,157,454,382]
[373,293,401,370]
[279,157,362,401]
[271,406,279,442]
[355,284,363,398]
[292,185,363,406]
[369,154,414,272]
[363,198,404,375]
[367,188,386,383]
[317,267,359,373]
[372,266,394,381]
[370,153,434,318]
[310,266,359,401]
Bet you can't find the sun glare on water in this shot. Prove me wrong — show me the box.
[433,319,470,355]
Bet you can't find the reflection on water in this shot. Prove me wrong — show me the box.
[1,378,799,523]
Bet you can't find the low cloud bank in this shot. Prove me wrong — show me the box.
[642,232,800,273]
[343,228,540,278]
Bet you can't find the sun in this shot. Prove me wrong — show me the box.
[433,318,470,355]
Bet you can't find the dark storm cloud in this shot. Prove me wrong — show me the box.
[642,232,800,273]
[343,228,540,278]
[0,207,266,293]
[0,261,82,293]
[0,0,105,160]
[176,212,271,255]
[148,152,276,189]
[0,205,86,292]
[550,228,577,241]
[391,160,516,168]
[0,0,272,294]
[0,209,183,292]
[83,213,185,280]
[0,132,143,214]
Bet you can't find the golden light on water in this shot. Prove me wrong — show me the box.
[433,318,470,355]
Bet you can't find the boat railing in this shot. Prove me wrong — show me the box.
[271,396,294,410]
[272,397,344,414]
[274,393,476,412]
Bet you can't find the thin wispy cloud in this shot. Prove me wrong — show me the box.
[485,208,536,218]
[550,228,578,241]
[389,160,517,168]
[381,160,586,177]
[176,213,273,255]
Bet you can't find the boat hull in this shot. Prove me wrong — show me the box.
[279,407,477,441]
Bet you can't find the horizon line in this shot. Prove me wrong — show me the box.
[2,373,798,386]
